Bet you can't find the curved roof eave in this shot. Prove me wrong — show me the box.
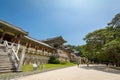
[24,36,55,49]
[0,20,28,35]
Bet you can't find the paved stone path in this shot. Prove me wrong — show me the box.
[16,65,120,80]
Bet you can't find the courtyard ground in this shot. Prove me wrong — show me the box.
[15,64,120,80]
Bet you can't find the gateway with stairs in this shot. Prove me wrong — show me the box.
[0,40,20,73]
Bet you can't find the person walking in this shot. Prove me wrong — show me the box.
[77,62,80,67]
[76,59,80,68]
[33,63,38,71]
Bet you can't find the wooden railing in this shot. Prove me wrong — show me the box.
[26,47,54,56]
[3,40,20,61]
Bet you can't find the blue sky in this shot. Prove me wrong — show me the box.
[0,0,120,45]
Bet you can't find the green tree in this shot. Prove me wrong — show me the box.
[81,13,120,66]
[83,28,108,62]
[102,40,120,66]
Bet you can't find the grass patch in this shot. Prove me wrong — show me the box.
[22,65,33,72]
[22,63,75,72]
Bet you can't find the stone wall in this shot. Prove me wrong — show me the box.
[23,54,50,65]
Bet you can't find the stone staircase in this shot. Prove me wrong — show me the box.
[0,44,14,73]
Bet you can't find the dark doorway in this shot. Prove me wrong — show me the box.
[3,33,14,42]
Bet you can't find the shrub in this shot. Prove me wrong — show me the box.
[60,61,68,65]
[48,56,60,64]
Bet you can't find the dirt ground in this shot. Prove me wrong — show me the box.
[15,65,120,80]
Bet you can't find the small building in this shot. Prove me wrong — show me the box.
[42,36,69,62]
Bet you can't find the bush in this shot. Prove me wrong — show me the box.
[60,61,68,65]
[48,56,60,64]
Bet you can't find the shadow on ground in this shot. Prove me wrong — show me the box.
[80,65,120,74]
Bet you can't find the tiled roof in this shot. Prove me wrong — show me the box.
[24,36,54,49]
[0,20,28,35]
[42,36,67,43]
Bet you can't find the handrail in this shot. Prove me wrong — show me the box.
[3,40,9,47]
[12,48,19,61]
[3,40,20,61]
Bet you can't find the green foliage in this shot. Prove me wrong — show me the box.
[79,13,120,66]
[60,61,68,65]
[48,56,60,64]
[22,65,33,72]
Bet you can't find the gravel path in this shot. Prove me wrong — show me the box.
[15,65,120,80]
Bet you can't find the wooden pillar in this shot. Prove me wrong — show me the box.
[36,45,39,54]
[0,31,6,41]
[41,48,43,55]
[26,41,31,48]
[11,34,17,43]
[15,34,23,44]
[11,34,23,44]
[42,48,44,52]
[25,41,29,47]
[35,44,38,52]
[28,42,31,48]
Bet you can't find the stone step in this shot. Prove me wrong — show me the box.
[0,60,12,62]
[0,58,10,60]
[0,47,5,49]
[0,64,11,66]
[0,52,8,56]
[0,54,8,56]
[0,59,10,61]
[0,62,12,65]
[0,54,9,56]
[0,66,12,68]
[0,50,5,52]
[0,57,10,60]
[0,51,5,53]
[0,66,13,69]
[0,61,12,63]
[0,45,14,73]
[0,50,5,53]
[0,60,11,62]
[0,46,5,48]
[0,51,5,52]
[0,63,12,67]
[0,63,11,65]
[0,69,12,71]
[0,69,13,73]
[0,62,11,63]
[0,58,11,60]
[0,56,10,59]
[0,65,13,68]
[0,48,5,50]
[0,56,9,58]
[0,55,9,57]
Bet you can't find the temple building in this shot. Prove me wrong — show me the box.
[42,36,70,62]
[0,20,77,73]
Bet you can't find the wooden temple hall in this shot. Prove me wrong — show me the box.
[0,20,77,72]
